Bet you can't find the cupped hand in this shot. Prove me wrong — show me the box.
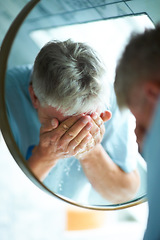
[34,114,94,164]
[76,110,112,159]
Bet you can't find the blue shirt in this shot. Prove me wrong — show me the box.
[5,65,139,204]
[143,98,160,240]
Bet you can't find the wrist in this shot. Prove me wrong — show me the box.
[27,146,58,181]
[77,144,101,161]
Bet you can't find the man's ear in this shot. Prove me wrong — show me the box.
[143,81,160,104]
[100,110,112,122]
[28,84,40,109]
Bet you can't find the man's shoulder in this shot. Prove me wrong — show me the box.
[7,64,33,73]
[6,64,33,87]
[5,65,33,102]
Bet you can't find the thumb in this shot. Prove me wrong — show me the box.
[100,110,112,122]
[40,118,59,134]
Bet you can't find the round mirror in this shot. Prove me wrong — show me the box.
[0,0,149,210]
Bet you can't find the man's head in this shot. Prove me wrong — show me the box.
[30,39,108,122]
[114,25,160,148]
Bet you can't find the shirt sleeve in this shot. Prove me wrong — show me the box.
[5,65,40,159]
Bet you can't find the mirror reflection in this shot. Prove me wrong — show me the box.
[4,1,153,207]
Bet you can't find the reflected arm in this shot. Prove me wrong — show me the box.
[27,146,58,181]
[78,143,140,204]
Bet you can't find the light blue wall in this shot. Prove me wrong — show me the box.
[1,0,160,68]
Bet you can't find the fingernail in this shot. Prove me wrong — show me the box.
[81,116,90,124]
[51,119,57,127]
[92,112,98,120]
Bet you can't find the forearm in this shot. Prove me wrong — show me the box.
[27,114,94,181]
[78,144,140,204]
[27,146,58,181]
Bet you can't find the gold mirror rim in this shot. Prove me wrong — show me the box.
[0,0,147,210]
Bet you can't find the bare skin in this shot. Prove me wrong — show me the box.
[27,114,94,180]
[27,85,140,203]
[78,144,140,203]
[27,110,109,180]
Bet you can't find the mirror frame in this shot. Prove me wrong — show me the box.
[0,0,147,210]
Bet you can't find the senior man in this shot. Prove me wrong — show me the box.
[6,39,140,204]
[114,25,160,239]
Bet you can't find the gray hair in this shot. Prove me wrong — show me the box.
[31,39,108,116]
[114,25,160,108]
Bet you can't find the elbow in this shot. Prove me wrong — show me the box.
[104,169,141,204]
[115,169,141,204]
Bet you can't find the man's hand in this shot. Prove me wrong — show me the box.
[76,110,112,159]
[33,115,94,164]
[28,110,111,180]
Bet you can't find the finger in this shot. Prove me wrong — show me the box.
[100,110,112,122]
[57,116,92,149]
[41,115,83,148]
[90,125,100,140]
[74,133,93,155]
[40,118,59,134]
[58,115,92,140]
[88,115,105,144]
[88,114,101,136]
[57,115,83,135]
[91,112,103,127]
[67,122,93,150]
